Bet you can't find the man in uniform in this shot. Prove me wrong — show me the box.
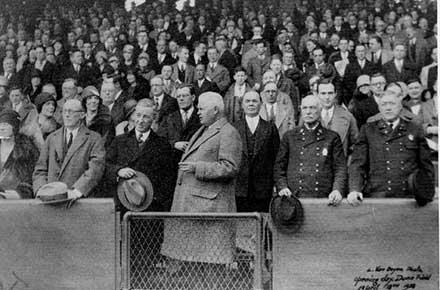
[348,91,435,205]
[274,95,347,205]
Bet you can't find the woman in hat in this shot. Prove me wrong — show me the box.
[115,99,137,136]
[126,69,149,101]
[137,53,156,82]
[34,92,60,140]
[82,86,115,148]
[0,110,39,199]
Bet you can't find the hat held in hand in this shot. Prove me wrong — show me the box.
[270,194,304,234]
[37,182,72,204]
[117,171,154,212]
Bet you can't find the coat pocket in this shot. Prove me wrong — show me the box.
[191,187,220,200]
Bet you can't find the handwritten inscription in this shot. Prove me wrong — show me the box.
[0,272,29,290]
[354,266,432,290]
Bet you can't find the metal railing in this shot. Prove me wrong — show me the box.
[121,212,272,290]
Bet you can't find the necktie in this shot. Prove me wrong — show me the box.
[372,52,378,63]
[137,133,144,147]
[269,105,275,123]
[322,110,331,128]
[154,97,160,109]
[210,64,215,72]
[66,132,73,151]
[396,61,402,73]
[182,110,188,127]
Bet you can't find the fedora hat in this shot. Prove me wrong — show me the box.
[269,195,304,234]
[408,169,435,206]
[37,181,72,205]
[117,171,154,212]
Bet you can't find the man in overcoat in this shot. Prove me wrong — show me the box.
[348,91,435,205]
[274,95,347,204]
[161,92,242,279]
[33,99,105,199]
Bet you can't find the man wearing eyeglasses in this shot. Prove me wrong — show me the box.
[33,99,105,200]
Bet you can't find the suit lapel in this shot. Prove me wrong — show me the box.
[275,103,287,128]
[253,118,268,156]
[59,126,88,177]
[236,120,248,157]
[53,129,64,164]
[259,104,269,120]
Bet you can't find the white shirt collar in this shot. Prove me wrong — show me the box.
[66,126,80,141]
[114,90,123,101]
[245,115,260,133]
[180,106,194,117]
[135,129,150,142]
[154,94,164,108]
[321,105,335,119]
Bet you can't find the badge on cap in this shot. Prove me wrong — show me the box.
[322,148,328,156]
[408,134,414,141]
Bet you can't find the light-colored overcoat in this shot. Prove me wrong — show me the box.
[161,117,242,264]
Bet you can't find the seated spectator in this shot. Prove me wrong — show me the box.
[137,52,156,83]
[348,91,435,204]
[0,110,39,199]
[206,46,231,94]
[382,43,417,83]
[81,86,115,148]
[34,92,60,140]
[403,79,427,120]
[125,69,150,101]
[192,63,219,102]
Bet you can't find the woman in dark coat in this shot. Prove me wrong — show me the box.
[81,86,115,148]
[0,110,39,199]
[34,92,61,140]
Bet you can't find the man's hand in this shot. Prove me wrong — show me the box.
[179,162,196,173]
[278,187,292,197]
[328,190,343,206]
[118,167,136,179]
[347,191,363,206]
[174,141,189,152]
[67,189,83,199]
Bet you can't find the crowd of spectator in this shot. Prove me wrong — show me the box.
[0,0,436,211]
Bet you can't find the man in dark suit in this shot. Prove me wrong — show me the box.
[100,77,133,126]
[59,49,96,89]
[105,98,177,212]
[34,46,56,85]
[133,29,157,59]
[343,44,378,105]
[382,44,417,83]
[188,41,208,67]
[151,39,174,74]
[215,36,237,78]
[348,91,435,205]
[150,76,178,128]
[233,91,279,212]
[192,64,219,100]
[274,95,347,204]
[327,37,356,66]
[157,84,202,163]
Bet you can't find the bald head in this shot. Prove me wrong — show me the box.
[197,92,224,125]
[242,91,261,117]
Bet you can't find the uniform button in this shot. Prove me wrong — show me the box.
[299,180,302,183]
[402,180,406,184]
[299,186,303,190]
[299,168,303,172]
[315,188,319,191]
[299,163,303,166]
[316,147,320,151]
[302,138,305,141]
[400,167,404,170]
[315,181,319,185]
[402,187,406,191]
[315,169,319,172]
[315,163,319,167]
[300,152,304,155]
[316,153,320,156]
[400,149,403,152]
[386,167,390,170]
[385,142,389,145]
[386,148,390,151]
[387,180,391,184]
[400,161,404,164]
[387,187,392,191]
[399,142,403,145]
[386,161,390,164]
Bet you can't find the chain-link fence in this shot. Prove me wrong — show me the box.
[121,212,272,290]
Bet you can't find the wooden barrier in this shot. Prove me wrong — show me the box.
[0,199,116,290]
[272,199,438,290]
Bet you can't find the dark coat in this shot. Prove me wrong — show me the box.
[343,60,378,104]
[156,94,179,125]
[218,49,237,77]
[150,52,175,74]
[110,90,133,126]
[192,78,219,100]
[349,118,435,198]
[233,117,280,200]
[274,124,347,197]
[349,92,379,129]
[157,107,202,162]
[86,105,115,148]
[0,134,39,198]
[382,59,417,83]
[59,63,97,88]
[105,130,177,212]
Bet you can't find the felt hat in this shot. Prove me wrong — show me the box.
[117,171,154,212]
[269,195,304,234]
[34,92,57,113]
[37,181,72,205]
[356,75,370,87]
[408,169,435,206]
[81,85,100,100]
[0,110,21,135]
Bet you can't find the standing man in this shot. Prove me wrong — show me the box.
[149,76,178,127]
[274,95,346,203]
[192,63,219,100]
[206,46,231,94]
[157,84,202,163]
[33,99,105,199]
[171,46,195,84]
[234,91,279,212]
[259,82,295,138]
[105,98,176,213]
[317,81,358,157]
[348,91,435,205]
[382,43,417,83]
[246,39,270,91]
[161,92,242,282]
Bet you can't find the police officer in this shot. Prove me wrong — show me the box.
[274,95,347,205]
[348,91,435,205]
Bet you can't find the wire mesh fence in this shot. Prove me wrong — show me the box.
[121,212,272,290]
